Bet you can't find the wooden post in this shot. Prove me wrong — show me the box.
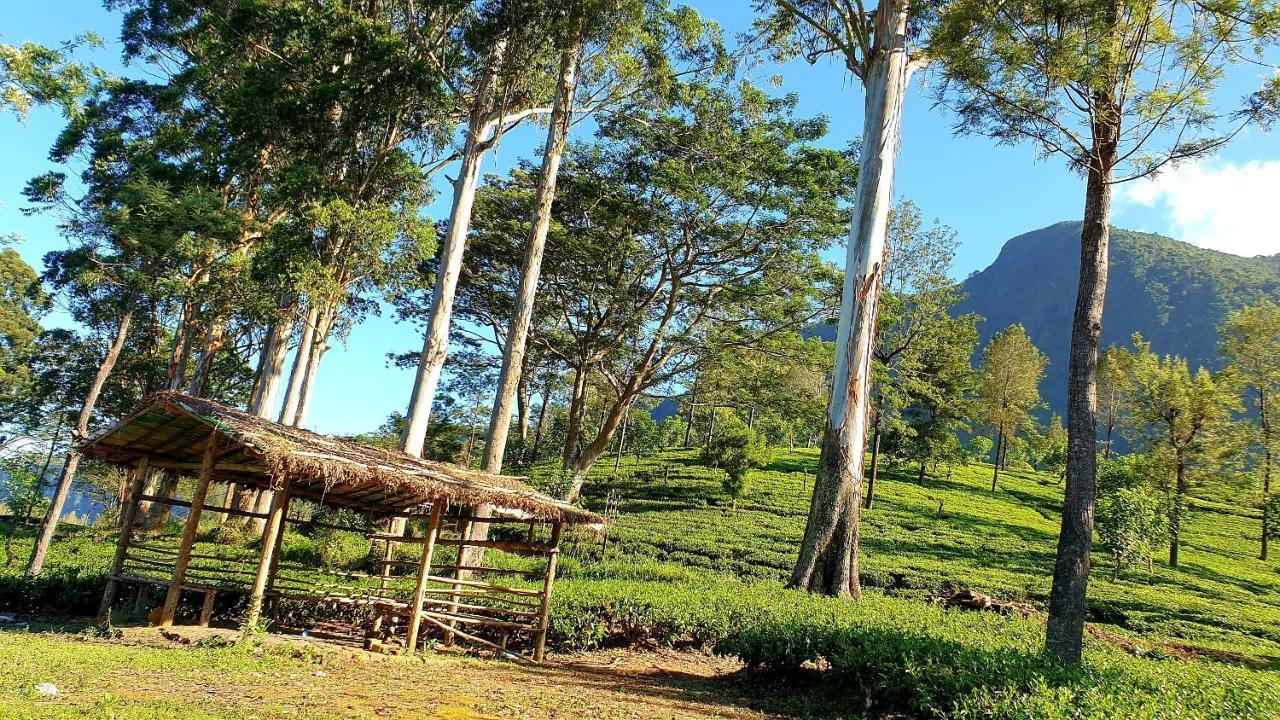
[242,476,292,632]
[534,521,564,663]
[265,490,292,595]
[159,434,219,627]
[97,456,150,623]
[198,590,216,627]
[404,504,444,655]
[444,518,472,646]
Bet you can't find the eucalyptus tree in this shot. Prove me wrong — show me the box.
[1220,303,1280,560]
[930,0,1280,662]
[400,0,566,457]
[978,324,1046,492]
[754,0,931,599]
[480,1,731,479]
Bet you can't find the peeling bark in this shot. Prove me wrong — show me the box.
[790,0,912,598]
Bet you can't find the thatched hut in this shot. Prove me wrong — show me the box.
[82,391,602,661]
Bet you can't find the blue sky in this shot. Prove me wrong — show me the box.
[3,1,1277,436]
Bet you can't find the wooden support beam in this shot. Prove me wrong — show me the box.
[160,434,219,627]
[198,590,216,627]
[135,493,270,520]
[97,456,150,624]
[403,504,444,655]
[242,476,292,632]
[365,533,555,555]
[534,521,564,663]
[265,490,292,594]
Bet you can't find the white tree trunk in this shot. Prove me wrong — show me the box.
[401,38,508,457]
[248,319,290,417]
[790,0,913,596]
[232,318,292,531]
[278,305,318,425]
[291,305,333,428]
[483,35,581,474]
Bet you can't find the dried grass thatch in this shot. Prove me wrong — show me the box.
[80,391,601,524]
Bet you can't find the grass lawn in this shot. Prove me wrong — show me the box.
[0,626,825,720]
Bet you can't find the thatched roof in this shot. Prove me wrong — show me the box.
[79,391,601,524]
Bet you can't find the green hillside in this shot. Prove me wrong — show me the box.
[542,448,1280,664]
[958,223,1280,418]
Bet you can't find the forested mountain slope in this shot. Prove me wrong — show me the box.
[957,222,1280,418]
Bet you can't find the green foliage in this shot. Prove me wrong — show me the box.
[968,435,994,463]
[1095,481,1167,576]
[702,416,770,502]
[979,324,1047,442]
[0,37,101,120]
[0,452,50,523]
[550,575,1280,719]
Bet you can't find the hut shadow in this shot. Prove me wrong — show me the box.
[535,653,855,718]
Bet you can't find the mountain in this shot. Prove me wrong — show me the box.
[957,221,1280,420]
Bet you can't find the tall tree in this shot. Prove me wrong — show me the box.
[1220,303,1280,560]
[401,1,561,457]
[931,0,1280,663]
[756,0,928,599]
[978,324,1046,492]
[482,0,718,477]
[462,81,852,500]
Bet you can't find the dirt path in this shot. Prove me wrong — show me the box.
[4,627,817,719]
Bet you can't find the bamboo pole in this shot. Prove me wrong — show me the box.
[242,476,293,632]
[403,504,444,654]
[534,521,563,662]
[159,434,219,627]
[97,457,150,624]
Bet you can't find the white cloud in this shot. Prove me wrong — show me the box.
[1117,159,1280,257]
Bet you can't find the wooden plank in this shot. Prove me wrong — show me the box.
[160,432,219,627]
[423,574,543,597]
[198,590,216,627]
[265,492,292,593]
[135,494,270,520]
